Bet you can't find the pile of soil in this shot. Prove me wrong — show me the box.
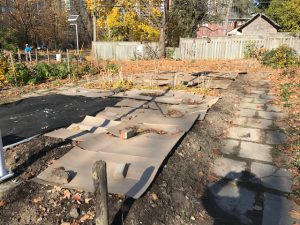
[0,74,247,225]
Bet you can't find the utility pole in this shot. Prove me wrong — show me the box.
[93,0,97,42]
[223,0,233,36]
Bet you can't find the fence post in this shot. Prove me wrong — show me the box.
[67,49,71,79]
[35,49,38,64]
[92,160,109,225]
[0,129,13,182]
[47,49,50,64]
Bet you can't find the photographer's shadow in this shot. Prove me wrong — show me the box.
[202,171,266,225]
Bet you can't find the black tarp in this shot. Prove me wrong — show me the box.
[0,94,119,146]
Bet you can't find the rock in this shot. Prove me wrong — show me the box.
[41,167,73,184]
[70,207,79,218]
[190,216,195,220]
[151,193,158,201]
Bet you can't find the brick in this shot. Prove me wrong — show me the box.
[239,141,272,162]
[227,127,262,142]
[120,128,136,140]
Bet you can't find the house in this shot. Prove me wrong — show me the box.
[236,13,280,36]
[197,0,252,37]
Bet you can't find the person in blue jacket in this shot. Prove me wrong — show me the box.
[25,44,32,62]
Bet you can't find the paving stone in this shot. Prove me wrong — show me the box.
[242,97,270,104]
[251,162,292,192]
[239,142,272,162]
[241,97,255,103]
[260,94,276,100]
[239,102,265,110]
[266,105,282,112]
[250,89,267,95]
[239,109,257,117]
[257,111,284,120]
[208,181,256,225]
[233,117,273,129]
[213,157,247,179]
[265,130,287,144]
[263,193,300,225]
[221,139,240,154]
[227,127,262,142]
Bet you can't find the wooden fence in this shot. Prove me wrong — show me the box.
[92,42,159,60]
[178,36,300,60]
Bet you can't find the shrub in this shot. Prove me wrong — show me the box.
[8,63,31,85]
[106,61,119,74]
[0,53,9,87]
[262,45,300,69]
[244,41,267,60]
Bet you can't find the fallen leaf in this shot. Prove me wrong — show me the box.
[0,200,7,207]
[63,190,71,199]
[289,210,300,219]
[84,197,92,204]
[79,211,95,222]
[32,196,43,203]
[61,223,70,225]
[72,193,82,202]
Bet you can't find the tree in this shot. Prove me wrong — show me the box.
[84,0,161,42]
[0,0,70,48]
[266,0,300,32]
[168,0,208,46]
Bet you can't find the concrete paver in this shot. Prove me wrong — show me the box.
[213,157,247,179]
[221,139,240,155]
[265,130,287,144]
[251,162,292,192]
[239,102,265,110]
[239,142,272,162]
[233,117,273,129]
[208,181,256,225]
[257,111,284,120]
[263,193,300,225]
[227,127,262,142]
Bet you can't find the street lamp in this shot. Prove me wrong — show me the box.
[68,15,79,54]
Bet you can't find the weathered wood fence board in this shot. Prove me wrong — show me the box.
[92,36,300,61]
[92,42,159,60]
[178,36,300,60]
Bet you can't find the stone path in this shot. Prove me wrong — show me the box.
[210,78,300,225]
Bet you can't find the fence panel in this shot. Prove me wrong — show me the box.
[178,36,300,60]
[92,42,159,60]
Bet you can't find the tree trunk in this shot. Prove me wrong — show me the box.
[158,0,169,58]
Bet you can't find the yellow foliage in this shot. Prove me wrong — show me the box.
[85,0,161,42]
[0,57,9,87]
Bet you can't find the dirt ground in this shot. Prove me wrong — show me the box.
[0,70,250,225]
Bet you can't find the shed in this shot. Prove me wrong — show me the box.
[237,13,281,36]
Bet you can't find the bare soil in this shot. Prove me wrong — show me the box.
[0,73,252,225]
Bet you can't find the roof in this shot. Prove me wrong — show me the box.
[237,13,281,32]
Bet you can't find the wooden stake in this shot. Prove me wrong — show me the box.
[92,161,109,225]
[35,49,38,63]
[67,49,71,79]
[9,53,18,87]
[17,49,21,63]
[47,48,50,64]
